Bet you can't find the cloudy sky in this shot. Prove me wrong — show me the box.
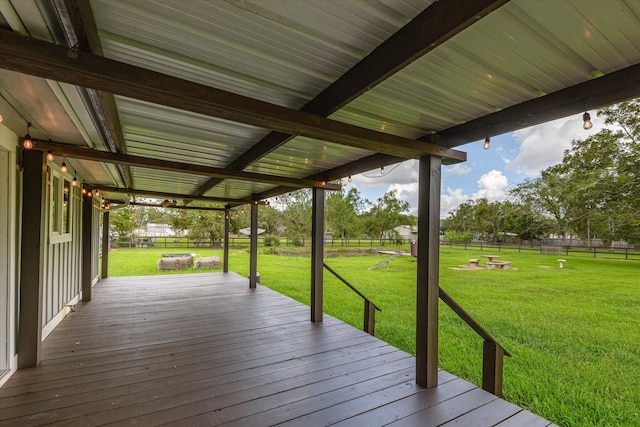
[344,112,605,218]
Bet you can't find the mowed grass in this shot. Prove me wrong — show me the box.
[107,246,639,427]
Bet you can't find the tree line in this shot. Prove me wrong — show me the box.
[108,188,415,246]
[444,100,640,247]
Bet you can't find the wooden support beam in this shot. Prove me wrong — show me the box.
[194,0,502,195]
[30,140,340,191]
[128,201,225,211]
[311,188,325,323]
[91,185,258,206]
[18,150,46,368]
[101,210,109,279]
[364,300,376,336]
[0,29,465,163]
[254,153,406,201]
[249,203,258,288]
[81,188,93,301]
[223,205,230,273]
[483,340,505,397]
[64,0,132,187]
[416,155,442,388]
[432,61,640,147]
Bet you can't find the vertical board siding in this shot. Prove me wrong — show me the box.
[91,198,100,280]
[41,185,83,325]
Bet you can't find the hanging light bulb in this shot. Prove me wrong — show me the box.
[87,190,93,197]
[483,136,491,150]
[348,175,352,183]
[94,188,99,196]
[23,122,33,149]
[582,112,593,130]
[81,187,87,194]
[380,165,385,175]
[72,175,77,187]
[47,149,54,161]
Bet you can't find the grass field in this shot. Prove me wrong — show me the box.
[107,245,639,427]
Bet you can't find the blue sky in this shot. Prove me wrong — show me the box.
[344,112,605,218]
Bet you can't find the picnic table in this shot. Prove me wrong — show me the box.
[482,255,500,262]
[486,260,512,269]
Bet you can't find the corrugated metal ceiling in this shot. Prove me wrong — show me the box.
[2,0,640,205]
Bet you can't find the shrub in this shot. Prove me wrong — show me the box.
[263,235,280,247]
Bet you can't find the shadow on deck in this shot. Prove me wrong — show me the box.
[0,273,553,426]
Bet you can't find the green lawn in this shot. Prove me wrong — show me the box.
[106,246,639,427]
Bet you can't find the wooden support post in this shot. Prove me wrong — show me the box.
[416,155,442,388]
[223,205,230,273]
[81,187,93,301]
[101,210,109,278]
[18,150,46,368]
[364,300,376,336]
[249,203,258,288]
[482,340,505,397]
[311,187,324,323]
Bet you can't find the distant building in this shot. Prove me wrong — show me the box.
[384,225,418,240]
[137,223,177,236]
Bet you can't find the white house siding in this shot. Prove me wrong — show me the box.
[41,180,83,327]
[0,125,18,386]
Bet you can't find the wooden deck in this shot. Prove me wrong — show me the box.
[0,273,554,426]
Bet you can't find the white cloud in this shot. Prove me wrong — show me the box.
[444,163,472,175]
[472,170,509,201]
[507,114,603,176]
[441,187,471,218]
[388,182,418,211]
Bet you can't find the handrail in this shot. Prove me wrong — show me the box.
[323,262,381,335]
[439,286,511,397]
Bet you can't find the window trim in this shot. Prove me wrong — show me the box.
[49,167,73,244]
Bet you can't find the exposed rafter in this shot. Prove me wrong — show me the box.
[193,0,508,196]
[90,185,266,206]
[254,153,405,201]
[30,139,340,190]
[128,202,226,212]
[63,0,132,188]
[0,29,465,163]
[431,62,640,147]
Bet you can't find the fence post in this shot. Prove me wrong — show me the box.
[626,247,629,260]
[594,247,597,258]
[364,300,376,336]
[482,340,505,397]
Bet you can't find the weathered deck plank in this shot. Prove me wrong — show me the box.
[0,272,552,426]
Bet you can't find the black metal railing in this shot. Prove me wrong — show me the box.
[323,262,381,336]
[439,287,511,397]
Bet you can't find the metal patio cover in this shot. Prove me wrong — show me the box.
[1,0,639,205]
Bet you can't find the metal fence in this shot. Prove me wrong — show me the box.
[442,241,640,261]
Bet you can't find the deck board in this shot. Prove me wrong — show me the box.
[0,272,553,426]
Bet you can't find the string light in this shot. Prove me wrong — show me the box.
[46,149,54,161]
[348,175,352,183]
[582,112,593,130]
[380,165,385,175]
[61,159,68,173]
[23,122,33,149]
[483,136,491,150]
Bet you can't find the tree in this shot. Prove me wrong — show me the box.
[511,99,640,246]
[367,190,409,245]
[326,187,367,243]
[278,189,312,245]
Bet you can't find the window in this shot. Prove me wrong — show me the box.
[50,170,73,243]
